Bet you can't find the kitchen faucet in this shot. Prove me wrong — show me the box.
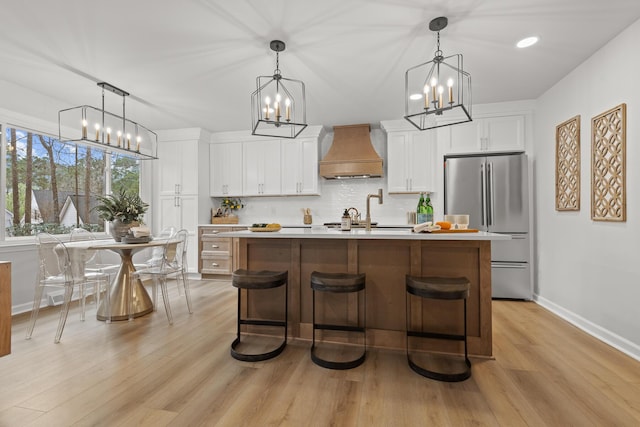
[365,189,383,231]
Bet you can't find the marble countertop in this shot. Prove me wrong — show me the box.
[216,227,510,241]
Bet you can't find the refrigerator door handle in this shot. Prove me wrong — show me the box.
[480,163,486,226]
[487,162,494,226]
[492,262,527,269]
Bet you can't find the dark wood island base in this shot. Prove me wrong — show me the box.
[228,231,497,357]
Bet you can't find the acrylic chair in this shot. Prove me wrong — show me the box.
[134,226,176,270]
[70,228,120,306]
[25,232,112,343]
[129,229,192,324]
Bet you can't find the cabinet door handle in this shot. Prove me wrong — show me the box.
[175,184,180,194]
[210,244,219,249]
[409,178,412,191]
[210,262,219,267]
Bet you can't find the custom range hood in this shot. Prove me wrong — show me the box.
[319,124,383,179]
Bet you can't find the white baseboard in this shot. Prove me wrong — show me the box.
[534,294,640,362]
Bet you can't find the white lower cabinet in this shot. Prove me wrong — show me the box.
[158,194,198,270]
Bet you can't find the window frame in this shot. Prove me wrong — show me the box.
[0,110,152,243]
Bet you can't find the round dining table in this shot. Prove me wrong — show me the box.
[63,238,174,321]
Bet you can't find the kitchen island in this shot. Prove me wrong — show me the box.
[218,228,509,357]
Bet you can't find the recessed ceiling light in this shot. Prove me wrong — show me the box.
[517,36,539,48]
[409,93,423,100]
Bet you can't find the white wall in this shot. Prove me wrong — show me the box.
[533,18,640,359]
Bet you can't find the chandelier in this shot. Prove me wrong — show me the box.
[404,17,472,131]
[58,82,157,159]
[251,40,307,138]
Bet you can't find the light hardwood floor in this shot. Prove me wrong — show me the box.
[1,278,639,426]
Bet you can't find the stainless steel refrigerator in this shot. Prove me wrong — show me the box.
[444,152,532,299]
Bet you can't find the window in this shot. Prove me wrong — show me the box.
[5,126,140,237]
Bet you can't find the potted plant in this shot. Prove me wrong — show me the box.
[94,188,149,241]
[212,198,244,224]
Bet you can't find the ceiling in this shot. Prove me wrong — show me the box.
[1,0,640,134]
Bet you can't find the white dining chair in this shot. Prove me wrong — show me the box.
[129,229,192,324]
[26,232,112,343]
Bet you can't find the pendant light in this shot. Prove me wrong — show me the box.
[404,17,472,131]
[251,40,307,138]
[58,82,157,159]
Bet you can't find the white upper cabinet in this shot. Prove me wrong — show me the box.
[158,139,199,195]
[210,126,323,197]
[210,142,243,197]
[442,114,525,154]
[389,132,436,194]
[383,124,436,194]
[281,138,319,195]
[242,139,281,196]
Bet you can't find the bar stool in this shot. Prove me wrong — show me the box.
[310,271,366,370]
[405,275,472,382]
[230,269,288,362]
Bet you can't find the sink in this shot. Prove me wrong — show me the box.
[323,222,377,229]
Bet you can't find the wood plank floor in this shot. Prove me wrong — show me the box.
[1,278,639,426]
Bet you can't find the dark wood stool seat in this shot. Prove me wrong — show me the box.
[231,269,288,362]
[405,275,472,382]
[311,271,366,370]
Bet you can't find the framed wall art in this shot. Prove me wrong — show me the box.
[555,115,580,211]
[591,103,626,222]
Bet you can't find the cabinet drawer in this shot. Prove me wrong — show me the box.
[201,230,224,239]
[201,257,232,274]
[201,238,231,254]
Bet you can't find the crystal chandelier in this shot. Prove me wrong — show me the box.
[404,17,472,131]
[58,82,157,159]
[251,40,307,138]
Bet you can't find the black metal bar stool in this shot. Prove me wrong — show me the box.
[405,275,471,382]
[310,271,366,370]
[231,269,288,362]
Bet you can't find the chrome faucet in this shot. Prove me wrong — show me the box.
[365,188,383,231]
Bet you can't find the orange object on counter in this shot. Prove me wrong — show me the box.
[436,221,452,230]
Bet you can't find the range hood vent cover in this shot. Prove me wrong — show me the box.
[319,124,383,179]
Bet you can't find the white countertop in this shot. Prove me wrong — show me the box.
[200,223,413,229]
[216,227,510,241]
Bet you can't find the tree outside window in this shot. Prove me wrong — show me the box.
[5,127,140,237]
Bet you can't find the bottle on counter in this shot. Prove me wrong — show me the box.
[417,193,427,224]
[425,194,434,224]
[341,209,352,231]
